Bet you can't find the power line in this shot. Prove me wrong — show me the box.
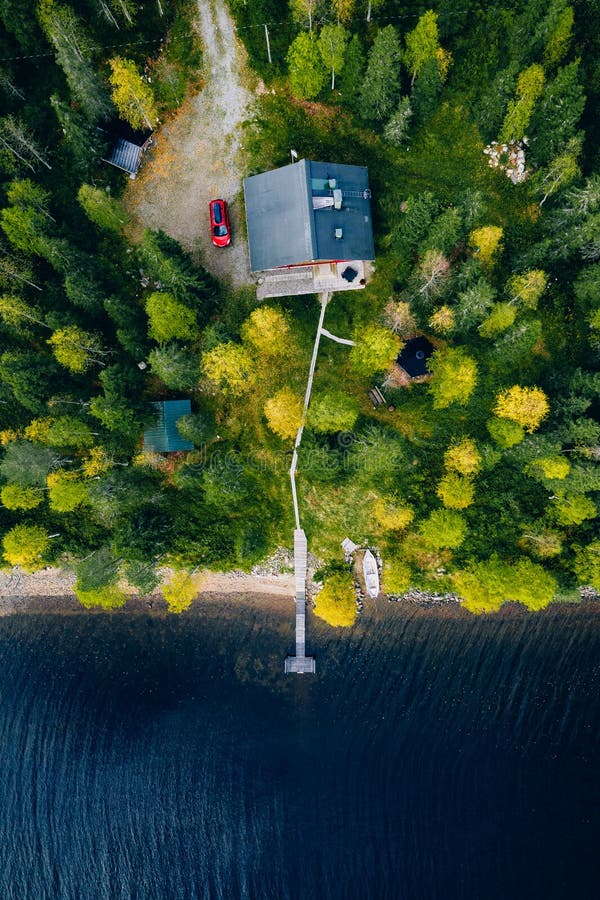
[0,7,474,64]
[0,36,164,63]
[234,8,472,30]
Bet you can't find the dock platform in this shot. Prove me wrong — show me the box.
[285,529,316,674]
[285,655,316,674]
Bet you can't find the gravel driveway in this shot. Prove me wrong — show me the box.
[125,0,256,289]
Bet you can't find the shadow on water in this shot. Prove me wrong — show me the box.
[0,598,598,900]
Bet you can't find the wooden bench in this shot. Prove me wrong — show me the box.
[368,386,385,408]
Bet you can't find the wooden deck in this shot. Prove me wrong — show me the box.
[256,261,366,300]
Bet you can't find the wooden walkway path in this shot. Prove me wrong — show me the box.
[320,327,355,346]
[289,293,328,531]
[284,292,356,673]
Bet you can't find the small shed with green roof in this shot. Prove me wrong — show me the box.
[143,400,193,453]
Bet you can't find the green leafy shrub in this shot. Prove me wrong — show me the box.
[455,556,556,613]
[419,509,466,549]
[307,391,359,434]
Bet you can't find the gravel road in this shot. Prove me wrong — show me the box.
[124,0,256,289]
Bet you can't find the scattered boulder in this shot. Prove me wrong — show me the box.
[387,588,462,606]
[484,140,528,184]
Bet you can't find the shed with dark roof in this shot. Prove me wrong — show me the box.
[397,336,435,379]
[243,159,375,272]
[143,400,193,453]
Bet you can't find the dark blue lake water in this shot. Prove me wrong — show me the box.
[0,598,598,900]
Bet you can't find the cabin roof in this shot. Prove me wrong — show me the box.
[104,138,145,175]
[243,159,375,272]
[143,400,193,453]
[102,122,152,176]
[397,336,435,378]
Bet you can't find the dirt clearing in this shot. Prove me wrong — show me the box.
[124,0,258,289]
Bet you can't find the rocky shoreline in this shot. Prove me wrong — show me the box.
[389,589,463,606]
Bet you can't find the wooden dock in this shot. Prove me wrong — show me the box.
[284,529,316,674]
[284,299,330,675]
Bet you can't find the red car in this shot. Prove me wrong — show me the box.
[209,199,231,247]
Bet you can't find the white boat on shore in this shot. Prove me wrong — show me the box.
[363,550,380,598]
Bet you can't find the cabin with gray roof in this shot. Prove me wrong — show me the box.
[243,160,375,299]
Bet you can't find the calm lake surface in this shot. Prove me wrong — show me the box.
[0,598,598,900]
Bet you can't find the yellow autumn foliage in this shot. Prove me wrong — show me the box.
[437,473,475,509]
[241,306,291,358]
[264,388,304,440]
[47,470,88,512]
[1,483,43,510]
[532,456,571,480]
[202,342,256,396]
[162,571,205,613]
[443,438,482,475]
[507,270,548,309]
[81,446,111,478]
[0,428,20,445]
[469,226,503,269]
[494,385,549,433]
[313,572,356,627]
[108,56,157,130]
[2,524,50,571]
[373,496,414,531]
[24,417,53,442]
[429,305,454,334]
